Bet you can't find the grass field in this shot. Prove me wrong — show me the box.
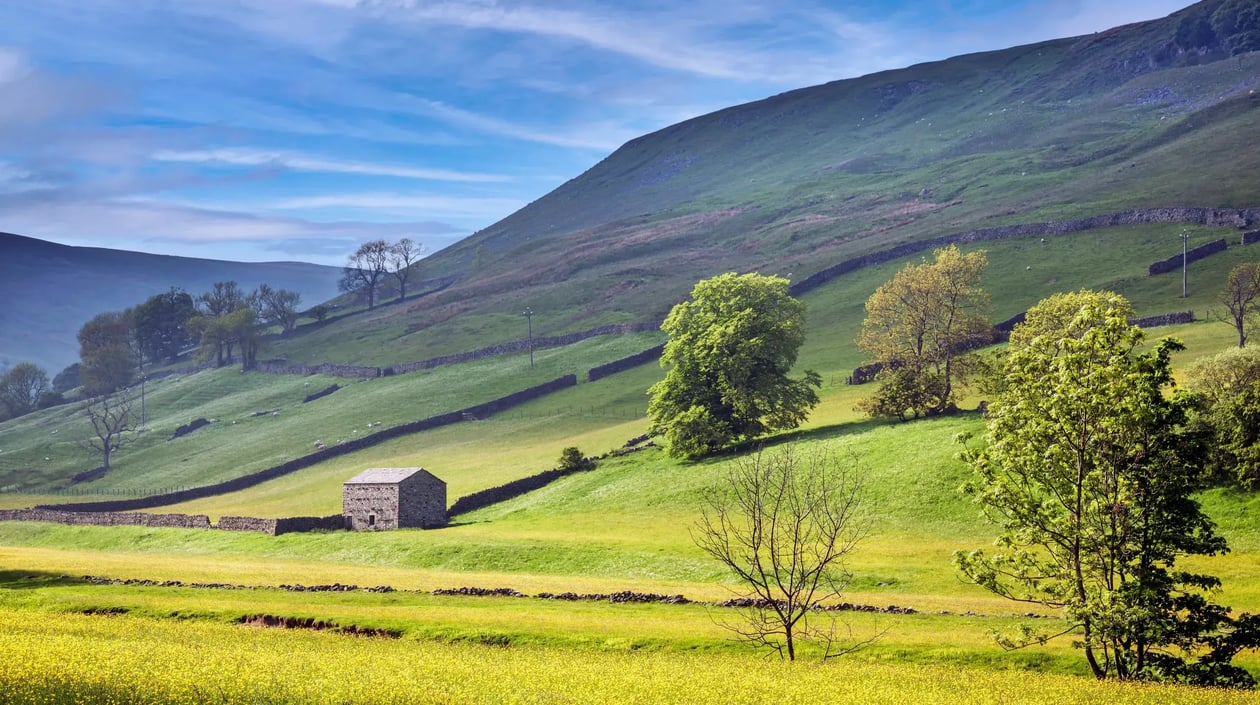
[11,607,1260,705]
[3,223,1260,702]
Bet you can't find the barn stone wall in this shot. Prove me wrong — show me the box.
[343,484,400,530]
[343,475,446,530]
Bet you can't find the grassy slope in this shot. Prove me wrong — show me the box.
[260,20,1260,367]
[4,224,1259,608]
[0,332,663,497]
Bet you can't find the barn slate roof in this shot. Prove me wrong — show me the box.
[344,467,441,485]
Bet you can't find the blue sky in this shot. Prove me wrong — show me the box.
[0,0,1189,267]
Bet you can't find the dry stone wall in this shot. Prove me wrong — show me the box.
[36,375,577,514]
[389,322,662,375]
[0,509,343,535]
[790,207,1260,298]
[0,509,211,529]
[1148,239,1228,275]
[587,344,666,382]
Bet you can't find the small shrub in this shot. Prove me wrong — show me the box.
[558,447,593,472]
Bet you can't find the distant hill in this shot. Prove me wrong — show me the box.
[0,233,342,373]
[263,0,1260,367]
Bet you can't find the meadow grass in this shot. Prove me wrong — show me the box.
[3,607,1260,704]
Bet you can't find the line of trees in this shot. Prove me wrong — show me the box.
[73,280,306,396]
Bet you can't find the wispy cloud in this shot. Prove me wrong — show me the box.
[152,148,513,182]
[271,192,527,219]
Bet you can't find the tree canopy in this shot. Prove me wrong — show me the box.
[77,311,136,396]
[956,290,1259,686]
[857,245,990,419]
[1186,345,1260,489]
[648,273,820,459]
[133,288,196,364]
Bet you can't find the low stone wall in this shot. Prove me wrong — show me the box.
[1131,311,1195,328]
[389,322,662,375]
[0,509,343,535]
[1148,239,1228,276]
[36,375,578,514]
[218,514,344,535]
[250,322,662,380]
[448,467,580,518]
[254,360,381,378]
[302,384,340,403]
[0,509,211,529]
[169,418,211,441]
[790,207,1260,298]
[587,344,666,382]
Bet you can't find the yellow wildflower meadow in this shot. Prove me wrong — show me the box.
[1,608,1258,705]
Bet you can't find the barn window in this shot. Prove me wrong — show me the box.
[368,514,376,527]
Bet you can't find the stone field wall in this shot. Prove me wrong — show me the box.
[35,375,577,514]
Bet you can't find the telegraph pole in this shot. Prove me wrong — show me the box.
[1181,230,1190,298]
[523,308,534,369]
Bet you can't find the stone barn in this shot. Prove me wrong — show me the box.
[342,467,446,530]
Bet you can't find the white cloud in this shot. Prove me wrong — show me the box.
[271,191,526,219]
[151,148,513,182]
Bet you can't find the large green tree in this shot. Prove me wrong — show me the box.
[1186,345,1260,488]
[133,288,196,364]
[857,245,990,419]
[77,311,136,395]
[0,362,49,417]
[648,273,821,459]
[956,290,1259,686]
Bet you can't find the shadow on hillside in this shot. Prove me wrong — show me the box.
[0,570,88,590]
[713,408,985,459]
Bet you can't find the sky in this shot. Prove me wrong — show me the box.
[0,0,1192,267]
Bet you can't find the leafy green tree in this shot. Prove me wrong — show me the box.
[558,447,593,472]
[0,362,49,417]
[133,288,196,364]
[648,273,820,459]
[1186,345,1260,488]
[195,281,247,365]
[52,363,81,393]
[857,245,990,419]
[1212,0,1260,55]
[77,311,136,395]
[956,290,1259,686]
[1217,262,1260,348]
[308,304,330,324]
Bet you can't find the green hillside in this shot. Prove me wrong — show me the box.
[254,0,1260,368]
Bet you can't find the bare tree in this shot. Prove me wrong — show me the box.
[83,392,134,471]
[341,240,391,309]
[389,238,423,302]
[693,444,875,661]
[1218,262,1260,347]
[255,284,303,335]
